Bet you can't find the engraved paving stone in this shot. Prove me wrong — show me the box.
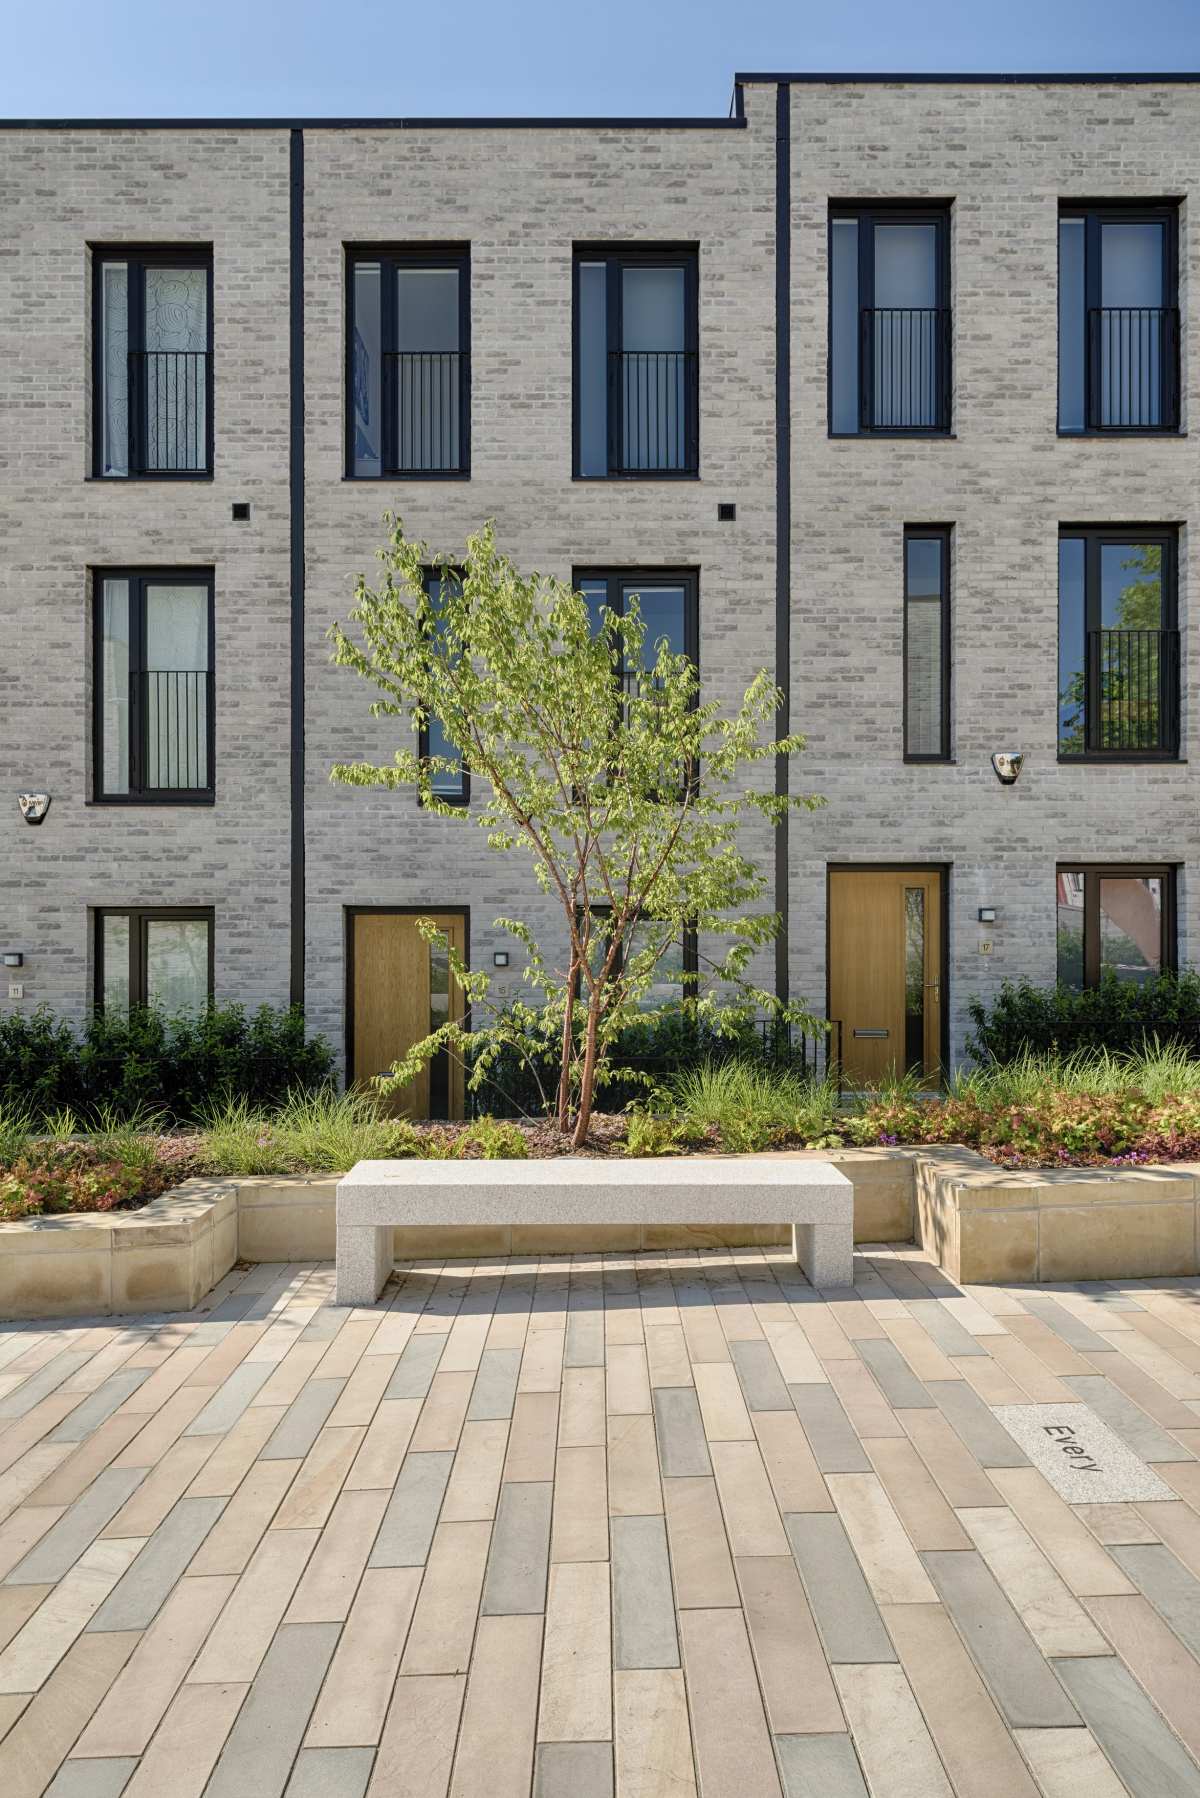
[992,1404,1174,1503]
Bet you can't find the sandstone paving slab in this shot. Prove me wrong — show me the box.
[993,1403,1173,1502]
[1065,1372,1197,1462]
[1052,1654,1200,1798]
[921,1549,1080,1728]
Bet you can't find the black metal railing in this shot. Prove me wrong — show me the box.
[383,350,468,473]
[860,308,952,431]
[134,669,213,792]
[1085,628,1180,756]
[1086,307,1180,431]
[609,350,698,472]
[128,351,210,473]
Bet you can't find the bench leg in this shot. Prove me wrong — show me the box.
[336,1222,393,1306]
[793,1221,854,1289]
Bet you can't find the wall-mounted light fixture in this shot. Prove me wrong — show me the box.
[977,908,996,925]
[990,753,1023,786]
[2,952,23,968]
[17,794,51,825]
[492,951,510,968]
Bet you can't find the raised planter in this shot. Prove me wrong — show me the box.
[0,1178,238,1320]
[4,1144,1198,1318]
[917,1146,1200,1284]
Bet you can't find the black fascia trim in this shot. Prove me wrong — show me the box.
[734,71,1200,84]
[0,115,748,130]
[774,82,791,1010]
[289,127,306,1009]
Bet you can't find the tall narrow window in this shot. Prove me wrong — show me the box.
[417,570,468,805]
[903,528,951,761]
[573,249,698,477]
[1057,529,1179,760]
[93,250,212,476]
[346,248,470,477]
[580,904,697,1011]
[1058,205,1179,432]
[96,909,214,1013]
[1056,867,1174,990]
[829,207,951,434]
[94,571,214,802]
[575,570,698,690]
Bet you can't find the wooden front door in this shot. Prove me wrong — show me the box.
[828,870,943,1087]
[351,912,467,1118]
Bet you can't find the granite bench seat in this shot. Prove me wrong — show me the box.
[335,1155,854,1304]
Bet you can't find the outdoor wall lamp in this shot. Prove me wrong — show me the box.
[990,753,1023,786]
[978,908,996,924]
[17,794,51,825]
[2,952,22,968]
[493,951,510,968]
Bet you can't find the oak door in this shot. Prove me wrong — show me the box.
[351,911,466,1118]
[828,871,942,1086]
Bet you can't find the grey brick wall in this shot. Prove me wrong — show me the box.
[1,79,1196,1077]
[0,129,293,1022]
[770,78,1200,1064]
[301,91,779,1055]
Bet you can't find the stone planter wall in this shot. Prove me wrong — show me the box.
[5,1144,1198,1318]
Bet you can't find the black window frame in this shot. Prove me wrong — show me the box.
[94,907,215,1012]
[1057,201,1180,437]
[572,244,700,480]
[91,245,214,480]
[828,203,953,438]
[1057,524,1180,763]
[575,902,699,1007]
[902,526,953,764]
[91,567,216,806]
[415,567,470,808]
[1056,864,1176,990]
[344,244,471,480]
[573,567,700,678]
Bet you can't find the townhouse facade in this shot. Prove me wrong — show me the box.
[1,73,1196,1098]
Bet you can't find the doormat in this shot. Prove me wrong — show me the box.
[991,1403,1173,1503]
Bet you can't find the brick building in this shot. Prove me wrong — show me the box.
[1,74,1195,1091]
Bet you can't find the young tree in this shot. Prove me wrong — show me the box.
[330,519,824,1146]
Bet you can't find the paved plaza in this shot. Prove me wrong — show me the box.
[1,1243,1200,1796]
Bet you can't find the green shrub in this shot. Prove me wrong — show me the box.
[966,971,1200,1064]
[657,1059,842,1152]
[456,1117,528,1159]
[0,1142,175,1221]
[0,1004,334,1125]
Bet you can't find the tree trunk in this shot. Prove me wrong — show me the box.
[571,991,603,1149]
[556,973,577,1135]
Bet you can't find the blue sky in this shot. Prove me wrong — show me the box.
[4,0,1200,118]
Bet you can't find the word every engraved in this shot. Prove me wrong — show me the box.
[993,1403,1173,1503]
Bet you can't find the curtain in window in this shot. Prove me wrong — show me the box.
[101,264,129,476]
[142,267,207,471]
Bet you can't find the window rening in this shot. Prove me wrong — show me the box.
[94,571,214,802]
[574,248,699,477]
[347,247,470,477]
[1058,204,1179,433]
[93,250,212,477]
[1057,529,1178,760]
[96,909,214,1014]
[1056,867,1175,991]
[829,206,952,434]
[903,528,952,760]
[417,570,469,805]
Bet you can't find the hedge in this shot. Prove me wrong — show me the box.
[966,970,1200,1064]
[0,1004,334,1123]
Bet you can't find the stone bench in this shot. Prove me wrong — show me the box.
[335,1156,854,1304]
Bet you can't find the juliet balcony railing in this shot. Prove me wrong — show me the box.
[383,350,468,474]
[609,349,699,473]
[1083,628,1180,757]
[127,351,210,474]
[860,307,952,431]
[133,669,213,794]
[1086,307,1180,431]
